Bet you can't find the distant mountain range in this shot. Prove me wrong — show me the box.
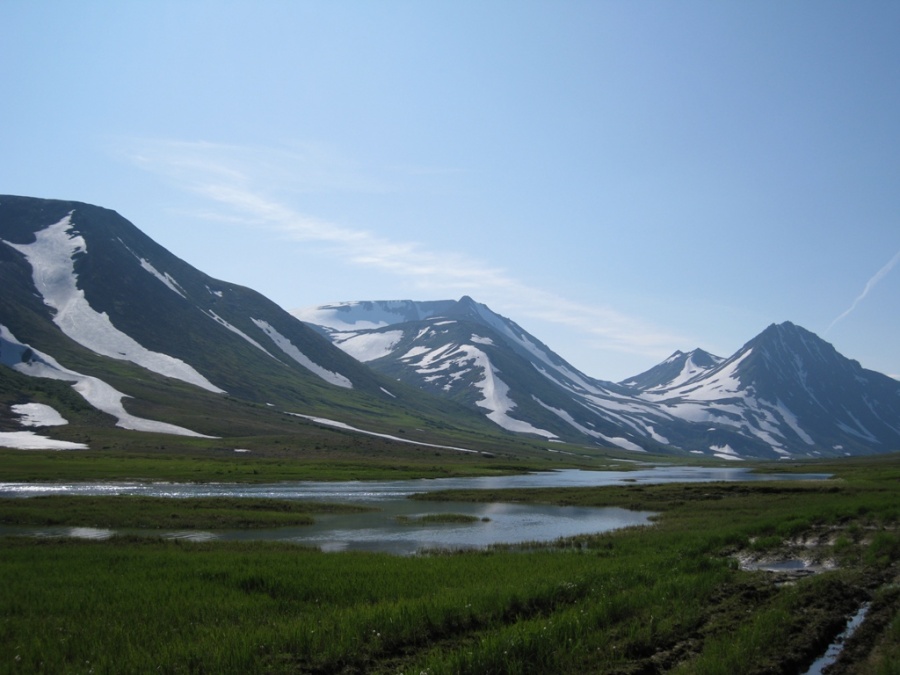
[297,299,900,459]
[2,195,898,460]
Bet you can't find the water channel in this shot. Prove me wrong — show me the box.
[0,467,830,555]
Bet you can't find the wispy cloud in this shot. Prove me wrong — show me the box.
[127,138,392,196]
[827,248,900,333]
[123,138,687,363]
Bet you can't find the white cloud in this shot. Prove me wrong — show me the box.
[124,139,688,363]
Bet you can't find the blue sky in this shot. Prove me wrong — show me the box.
[2,1,899,382]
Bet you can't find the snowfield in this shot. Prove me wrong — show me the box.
[11,402,68,427]
[334,330,404,362]
[4,214,224,394]
[471,352,557,438]
[288,414,479,453]
[0,431,88,451]
[401,341,558,439]
[1,324,215,439]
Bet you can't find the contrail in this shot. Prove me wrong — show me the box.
[827,248,900,333]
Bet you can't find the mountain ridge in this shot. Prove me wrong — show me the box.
[0,195,502,451]
[298,300,900,459]
[3,195,898,461]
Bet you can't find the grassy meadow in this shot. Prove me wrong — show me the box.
[1,454,899,673]
[0,496,371,530]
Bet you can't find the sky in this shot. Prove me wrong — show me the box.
[2,1,899,382]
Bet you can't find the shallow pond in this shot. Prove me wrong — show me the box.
[14,501,653,555]
[0,467,830,554]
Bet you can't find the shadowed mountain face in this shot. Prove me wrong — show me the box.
[0,195,493,444]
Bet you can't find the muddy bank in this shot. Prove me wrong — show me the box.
[721,524,899,675]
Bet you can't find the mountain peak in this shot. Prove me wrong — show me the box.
[621,347,724,391]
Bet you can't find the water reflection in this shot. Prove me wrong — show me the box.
[0,467,830,502]
[0,468,830,555]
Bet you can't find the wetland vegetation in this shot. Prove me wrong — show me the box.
[0,496,371,530]
[1,453,899,673]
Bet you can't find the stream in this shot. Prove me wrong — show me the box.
[802,603,871,674]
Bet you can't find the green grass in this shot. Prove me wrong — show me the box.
[1,455,899,673]
[0,446,563,483]
[0,496,371,529]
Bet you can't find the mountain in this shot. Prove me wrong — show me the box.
[299,300,900,460]
[0,196,496,450]
[297,298,712,454]
[635,322,900,459]
[620,348,724,392]
[5,195,897,462]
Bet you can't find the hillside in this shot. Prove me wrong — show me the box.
[299,299,900,459]
[0,196,523,460]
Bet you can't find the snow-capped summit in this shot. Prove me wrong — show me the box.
[620,348,724,392]
[631,322,900,458]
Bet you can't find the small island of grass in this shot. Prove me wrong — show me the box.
[0,495,373,530]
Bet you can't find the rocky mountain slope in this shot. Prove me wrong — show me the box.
[298,300,900,459]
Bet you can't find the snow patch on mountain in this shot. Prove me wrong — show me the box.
[772,400,815,445]
[251,319,353,388]
[204,311,278,360]
[288,414,479,453]
[117,237,188,298]
[333,330,404,362]
[12,402,68,427]
[401,346,432,360]
[0,431,88,450]
[0,324,214,438]
[293,300,433,332]
[399,339,557,438]
[3,214,224,394]
[710,444,743,461]
[138,257,187,297]
[645,350,752,402]
[535,398,646,451]
[658,354,715,390]
[471,353,557,438]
